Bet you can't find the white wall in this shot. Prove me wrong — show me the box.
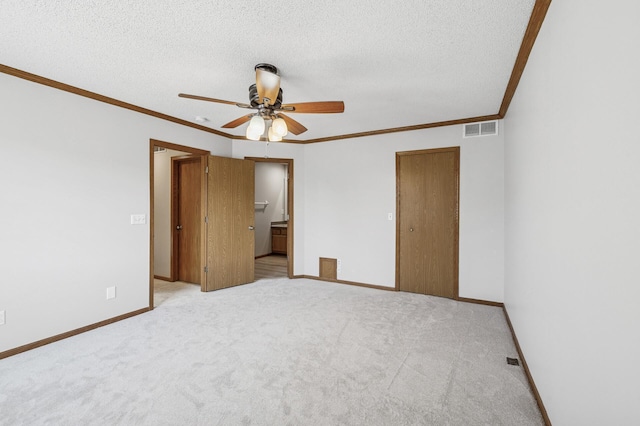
[303,125,505,301]
[504,1,640,424]
[254,162,288,257]
[0,72,231,352]
[153,148,192,278]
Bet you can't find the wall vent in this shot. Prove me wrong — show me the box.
[463,120,498,138]
[319,257,337,281]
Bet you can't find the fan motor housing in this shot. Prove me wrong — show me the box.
[249,84,282,108]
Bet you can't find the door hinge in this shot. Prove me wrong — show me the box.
[205,166,209,174]
[204,216,208,223]
[204,266,209,273]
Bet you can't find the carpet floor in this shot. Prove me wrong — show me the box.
[0,278,543,425]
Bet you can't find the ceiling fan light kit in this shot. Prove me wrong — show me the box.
[179,63,345,141]
[246,115,288,142]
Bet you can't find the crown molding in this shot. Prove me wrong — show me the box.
[0,0,550,144]
[300,114,503,144]
[0,63,232,138]
[499,0,552,116]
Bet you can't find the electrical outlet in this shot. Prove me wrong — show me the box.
[130,214,146,225]
[106,286,116,300]
[0,310,5,325]
[337,259,342,273]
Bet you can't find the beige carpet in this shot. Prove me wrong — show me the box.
[0,278,543,425]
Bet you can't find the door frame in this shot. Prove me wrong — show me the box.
[149,139,209,310]
[246,157,294,278]
[395,146,460,298]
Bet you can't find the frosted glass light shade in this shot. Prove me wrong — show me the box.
[256,68,280,105]
[246,126,261,141]
[246,115,264,140]
[271,117,288,137]
[248,115,265,135]
[268,127,282,142]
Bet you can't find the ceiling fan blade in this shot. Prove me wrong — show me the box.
[178,93,250,108]
[281,101,345,114]
[221,114,254,129]
[279,114,308,135]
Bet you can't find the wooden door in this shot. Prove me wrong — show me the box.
[396,147,459,298]
[172,156,201,284]
[205,156,255,291]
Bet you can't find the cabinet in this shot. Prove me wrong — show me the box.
[271,226,287,255]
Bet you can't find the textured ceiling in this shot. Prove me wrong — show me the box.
[1,0,536,141]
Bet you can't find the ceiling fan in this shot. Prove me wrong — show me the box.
[179,63,344,141]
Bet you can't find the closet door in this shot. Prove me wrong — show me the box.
[396,147,459,298]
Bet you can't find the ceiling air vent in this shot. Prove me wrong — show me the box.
[463,120,498,138]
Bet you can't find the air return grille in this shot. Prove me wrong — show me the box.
[463,120,498,138]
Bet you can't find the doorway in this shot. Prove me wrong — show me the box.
[150,140,209,309]
[247,157,294,279]
[396,147,460,299]
[150,143,279,308]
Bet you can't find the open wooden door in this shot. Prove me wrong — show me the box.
[204,155,255,291]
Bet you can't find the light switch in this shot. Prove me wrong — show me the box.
[388,213,393,221]
[130,214,146,225]
[0,310,5,325]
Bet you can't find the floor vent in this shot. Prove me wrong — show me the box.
[463,120,498,138]
[506,357,520,366]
